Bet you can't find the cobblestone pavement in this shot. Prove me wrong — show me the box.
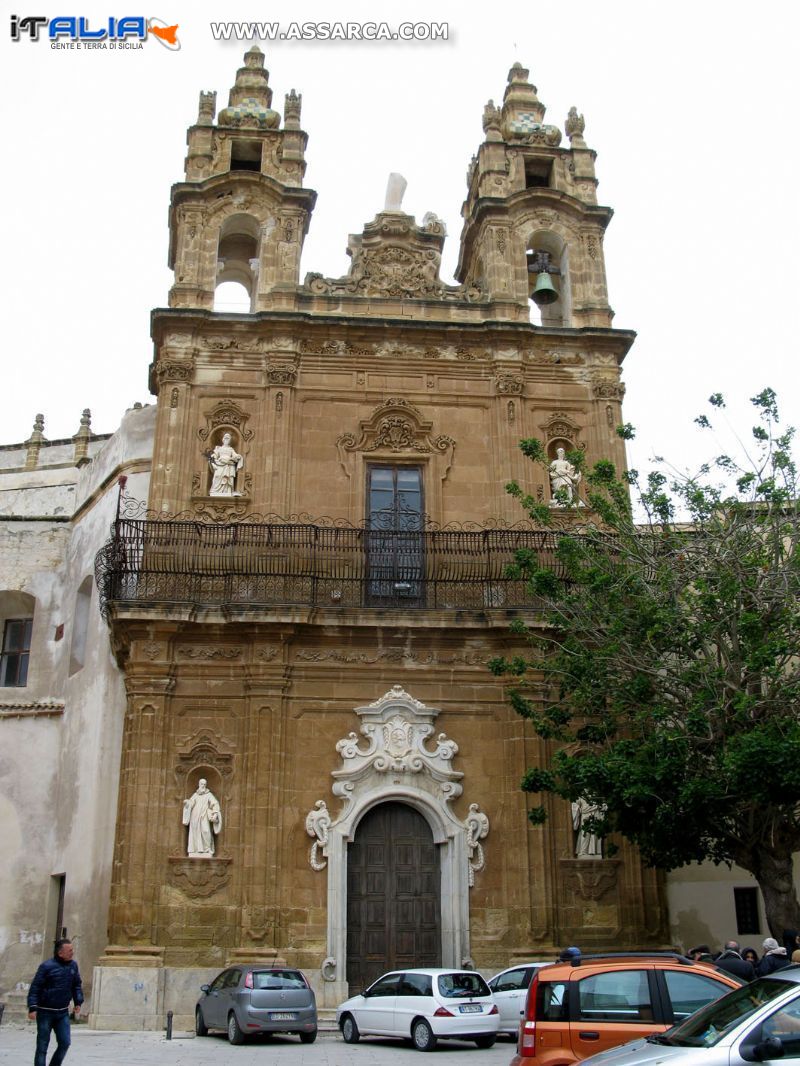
[0,1025,513,1065]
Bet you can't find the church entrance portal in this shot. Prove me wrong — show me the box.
[346,802,441,990]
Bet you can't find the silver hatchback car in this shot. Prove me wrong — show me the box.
[581,966,800,1066]
[196,965,317,1044]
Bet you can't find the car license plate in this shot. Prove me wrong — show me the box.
[271,1012,297,1020]
[459,1004,482,1013]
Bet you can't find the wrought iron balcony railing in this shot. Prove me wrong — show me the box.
[95,512,566,619]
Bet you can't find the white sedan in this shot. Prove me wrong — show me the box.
[487,961,550,1036]
[336,968,500,1051]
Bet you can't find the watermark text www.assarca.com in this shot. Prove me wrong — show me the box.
[210,21,449,41]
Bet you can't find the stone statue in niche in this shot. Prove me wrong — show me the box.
[571,796,603,859]
[549,447,582,505]
[182,778,222,857]
[208,432,243,496]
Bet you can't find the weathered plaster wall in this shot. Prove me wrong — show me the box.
[666,856,800,954]
[0,405,155,1011]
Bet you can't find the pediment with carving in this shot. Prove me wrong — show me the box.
[197,400,254,444]
[304,210,486,303]
[336,398,455,480]
[539,411,584,449]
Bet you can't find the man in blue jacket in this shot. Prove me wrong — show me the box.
[27,939,84,1066]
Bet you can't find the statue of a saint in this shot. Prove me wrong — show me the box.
[182,779,222,857]
[571,797,603,859]
[549,447,581,505]
[208,432,243,496]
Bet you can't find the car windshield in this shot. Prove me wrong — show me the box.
[437,972,491,998]
[252,970,306,990]
[664,979,795,1047]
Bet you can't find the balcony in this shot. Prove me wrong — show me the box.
[95,514,566,620]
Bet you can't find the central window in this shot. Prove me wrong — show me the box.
[366,466,424,605]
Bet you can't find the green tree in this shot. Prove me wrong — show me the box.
[490,390,800,937]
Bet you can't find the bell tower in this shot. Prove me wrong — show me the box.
[457,62,613,329]
[168,46,316,312]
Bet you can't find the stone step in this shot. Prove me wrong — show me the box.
[1,994,30,1025]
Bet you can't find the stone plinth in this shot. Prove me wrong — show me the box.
[90,946,166,1031]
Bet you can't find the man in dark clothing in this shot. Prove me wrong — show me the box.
[757,937,791,977]
[27,939,84,1066]
[715,940,756,982]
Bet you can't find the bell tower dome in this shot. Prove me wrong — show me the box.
[168,46,316,312]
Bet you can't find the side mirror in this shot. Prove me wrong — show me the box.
[753,1037,785,1061]
[200,985,210,993]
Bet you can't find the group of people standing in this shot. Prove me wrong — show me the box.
[688,931,800,980]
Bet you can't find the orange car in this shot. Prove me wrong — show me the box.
[511,952,742,1066]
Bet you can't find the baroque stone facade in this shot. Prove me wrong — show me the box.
[1,50,684,1030]
[89,51,663,1026]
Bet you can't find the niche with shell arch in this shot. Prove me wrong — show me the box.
[214,212,261,312]
[174,729,235,859]
[196,401,254,500]
[539,412,584,503]
[526,228,572,327]
[205,427,244,497]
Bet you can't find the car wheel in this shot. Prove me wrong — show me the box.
[195,1008,208,1036]
[341,1014,360,1043]
[474,1034,497,1049]
[227,1011,246,1045]
[299,1029,318,1044]
[412,1018,438,1052]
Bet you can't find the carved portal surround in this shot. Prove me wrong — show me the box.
[304,686,489,1000]
[336,398,455,520]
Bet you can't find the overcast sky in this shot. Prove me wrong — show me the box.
[2,0,798,482]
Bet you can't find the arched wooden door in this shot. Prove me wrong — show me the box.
[346,802,441,991]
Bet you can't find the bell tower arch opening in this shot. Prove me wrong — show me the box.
[214,212,260,311]
[527,229,571,327]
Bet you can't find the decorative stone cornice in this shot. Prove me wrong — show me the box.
[0,698,64,718]
[200,335,264,353]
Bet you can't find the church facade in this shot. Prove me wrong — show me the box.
[3,50,767,1029]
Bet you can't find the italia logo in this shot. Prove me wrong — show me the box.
[10,15,180,49]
